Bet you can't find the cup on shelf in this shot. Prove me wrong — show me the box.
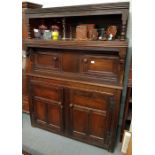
[51,25,60,40]
[33,29,41,39]
[43,30,51,40]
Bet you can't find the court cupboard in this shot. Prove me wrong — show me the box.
[24,2,129,152]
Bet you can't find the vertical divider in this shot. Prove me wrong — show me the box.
[63,87,69,135]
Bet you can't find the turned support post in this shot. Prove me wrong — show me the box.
[119,48,126,84]
[27,17,31,39]
[120,10,128,41]
[62,17,66,40]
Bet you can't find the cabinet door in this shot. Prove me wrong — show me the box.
[30,80,64,133]
[68,89,115,147]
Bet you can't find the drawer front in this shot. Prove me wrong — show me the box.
[33,52,62,71]
[80,55,119,83]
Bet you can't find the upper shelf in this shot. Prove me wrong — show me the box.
[24,39,128,51]
[26,2,129,18]
[25,2,129,42]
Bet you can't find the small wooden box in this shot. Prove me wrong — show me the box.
[76,25,88,40]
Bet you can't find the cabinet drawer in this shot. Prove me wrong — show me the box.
[80,55,119,83]
[33,52,62,71]
[31,81,63,102]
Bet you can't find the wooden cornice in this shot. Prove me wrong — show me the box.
[22,2,42,9]
[26,2,129,18]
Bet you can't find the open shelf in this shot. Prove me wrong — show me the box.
[28,14,122,39]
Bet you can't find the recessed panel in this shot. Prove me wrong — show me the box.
[71,90,108,111]
[34,100,46,122]
[90,112,106,139]
[48,104,61,127]
[32,84,61,101]
[72,108,88,135]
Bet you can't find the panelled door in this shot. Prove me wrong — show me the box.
[30,80,64,133]
[68,88,115,147]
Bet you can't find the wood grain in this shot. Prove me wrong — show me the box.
[25,2,129,152]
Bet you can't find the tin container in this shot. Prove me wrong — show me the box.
[43,30,51,40]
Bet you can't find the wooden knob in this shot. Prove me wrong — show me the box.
[69,104,73,108]
[53,56,58,61]
[83,58,88,63]
[58,102,61,105]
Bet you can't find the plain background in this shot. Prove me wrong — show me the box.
[0,0,155,155]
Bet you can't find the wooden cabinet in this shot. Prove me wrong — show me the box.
[28,76,122,151]
[24,2,129,152]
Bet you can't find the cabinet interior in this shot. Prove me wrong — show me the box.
[29,14,122,39]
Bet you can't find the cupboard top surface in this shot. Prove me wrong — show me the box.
[26,2,129,18]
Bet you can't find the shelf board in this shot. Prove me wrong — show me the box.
[24,39,128,51]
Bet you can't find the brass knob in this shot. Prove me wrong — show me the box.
[83,58,88,63]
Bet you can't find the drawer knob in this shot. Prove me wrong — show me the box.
[69,104,73,108]
[53,56,58,61]
[58,102,61,105]
[83,58,88,63]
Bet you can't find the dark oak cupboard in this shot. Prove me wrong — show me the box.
[24,2,129,152]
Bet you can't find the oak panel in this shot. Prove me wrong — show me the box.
[90,112,106,139]
[80,55,119,80]
[48,104,61,127]
[32,84,61,101]
[62,52,79,73]
[34,52,61,71]
[34,99,46,123]
[70,89,108,111]
[72,108,88,135]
